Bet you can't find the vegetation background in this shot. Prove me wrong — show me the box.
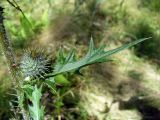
[0,0,160,120]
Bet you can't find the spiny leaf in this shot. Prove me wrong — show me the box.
[28,86,44,120]
[65,49,76,63]
[50,37,150,76]
[22,85,34,100]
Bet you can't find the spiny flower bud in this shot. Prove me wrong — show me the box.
[20,49,53,79]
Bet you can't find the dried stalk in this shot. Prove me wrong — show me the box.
[0,6,29,120]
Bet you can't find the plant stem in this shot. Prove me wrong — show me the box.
[0,6,29,120]
[0,6,18,84]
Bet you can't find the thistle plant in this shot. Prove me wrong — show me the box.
[0,3,150,120]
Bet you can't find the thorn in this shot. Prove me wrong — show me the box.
[10,88,17,91]
[11,100,18,103]
[6,93,18,97]
[39,74,45,79]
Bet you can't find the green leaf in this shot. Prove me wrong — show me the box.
[28,86,44,120]
[44,77,57,95]
[50,37,150,76]
[20,15,33,36]
[22,85,34,100]
[55,75,71,86]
